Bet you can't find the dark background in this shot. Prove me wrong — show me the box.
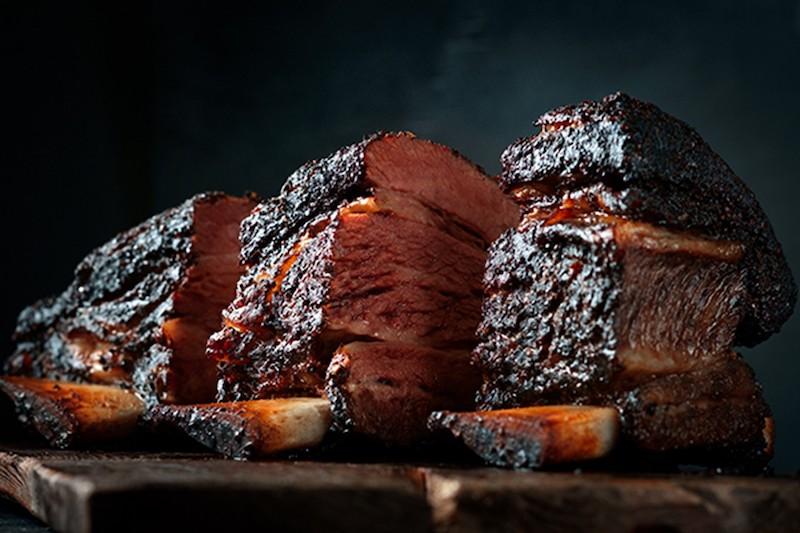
[2,1,799,472]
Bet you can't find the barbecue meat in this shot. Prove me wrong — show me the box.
[6,193,257,405]
[619,357,771,458]
[475,214,773,456]
[325,341,479,444]
[477,215,746,408]
[208,132,519,443]
[477,93,790,460]
[501,92,795,346]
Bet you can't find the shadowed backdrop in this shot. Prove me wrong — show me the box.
[3,1,799,471]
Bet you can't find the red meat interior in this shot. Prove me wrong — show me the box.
[163,197,254,403]
[326,340,479,443]
[364,134,519,243]
[613,220,746,384]
[324,207,487,349]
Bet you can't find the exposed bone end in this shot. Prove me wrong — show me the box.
[149,398,332,459]
[428,405,620,469]
[0,376,144,448]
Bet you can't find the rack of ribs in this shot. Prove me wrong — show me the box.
[200,132,520,447]
[3,193,257,446]
[442,93,794,466]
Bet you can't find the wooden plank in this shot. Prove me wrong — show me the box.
[1,444,799,533]
[423,467,800,533]
[0,447,430,533]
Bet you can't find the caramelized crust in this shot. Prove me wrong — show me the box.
[428,405,619,468]
[6,193,256,404]
[501,92,795,345]
[0,376,144,448]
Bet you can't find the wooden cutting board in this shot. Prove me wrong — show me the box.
[1,444,798,533]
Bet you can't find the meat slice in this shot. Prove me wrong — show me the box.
[325,341,479,445]
[500,92,795,346]
[476,214,771,456]
[475,93,790,463]
[477,215,746,408]
[208,133,519,443]
[6,193,257,405]
[620,357,772,460]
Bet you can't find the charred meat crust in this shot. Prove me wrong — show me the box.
[500,92,796,345]
[148,398,331,459]
[476,217,745,408]
[0,377,144,448]
[211,132,519,406]
[6,192,257,404]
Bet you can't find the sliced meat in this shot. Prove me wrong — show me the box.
[500,92,795,346]
[477,215,746,408]
[428,405,620,469]
[476,92,789,463]
[325,341,479,445]
[208,132,518,443]
[476,215,772,457]
[325,211,486,348]
[6,193,257,405]
[619,357,771,459]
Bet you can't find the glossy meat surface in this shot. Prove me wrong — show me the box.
[6,193,256,404]
[209,133,518,443]
[476,215,770,458]
[501,92,795,345]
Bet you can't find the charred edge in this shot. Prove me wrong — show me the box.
[324,354,354,435]
[148,404,257,459]
[428,410,545,469]
[0,379,78,448]
[500,92,796,345]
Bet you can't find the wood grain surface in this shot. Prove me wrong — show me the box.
[0,444,798,533]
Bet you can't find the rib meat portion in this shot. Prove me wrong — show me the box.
[501,92,795,346]
[477,215,746,408]
[325,341,479,445]
[6,193,257,405]
[476,213,771,457]
[208,133,519,443]
[476,93,789,462]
